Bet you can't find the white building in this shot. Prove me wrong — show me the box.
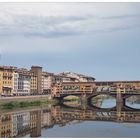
[13,72,19,95]
[58,72,95,82]
[14,68,31,95]
[42,72,54,94]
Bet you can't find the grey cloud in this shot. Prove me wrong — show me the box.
[88,21,140,34]
[25,30,82,38]
[0,14,92,38]
[105,23,140,32]
[0,11,140,38]
[14,14,92,25]
[99,14,140,20]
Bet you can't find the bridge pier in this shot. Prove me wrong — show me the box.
[116,92,125,112]
[116,92,125,104]
[116,92,122,103]
[80,94,88,110]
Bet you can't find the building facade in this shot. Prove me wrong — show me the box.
[51,82,96,97]
[0,66,14,96]
[0,69,3,95]
[14,68,31,96]
[30,66,42,95]
[58,72,95,82]
[42,72,55,94]
[30,72,38,95]
[13,72,19,95]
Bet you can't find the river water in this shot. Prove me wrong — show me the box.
[0,96,140,138]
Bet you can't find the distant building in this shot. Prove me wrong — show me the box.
[58,71,95,82]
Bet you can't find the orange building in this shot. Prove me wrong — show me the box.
[51,82,96,97]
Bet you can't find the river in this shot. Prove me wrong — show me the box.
[0,96,140,138]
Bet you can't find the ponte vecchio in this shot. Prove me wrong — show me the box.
[51,81,140,109]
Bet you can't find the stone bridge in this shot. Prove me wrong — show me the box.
[52,81,140,104]
[55,91,140,110]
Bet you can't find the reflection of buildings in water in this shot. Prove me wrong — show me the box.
[12,112,30,137]
[52,105,140,124]
[63,101,81,108]
[58,120,83,127]
[116,111,140,123]
[127,96,138,104]
[41,109,54,128]
[0,114,12,138]
[1,105,140,138]
[95,99,103,108]
[30,110,41,137]
[67,120,83,125]
[0,108,53,138]
[128,96,140,104]
[90,95,110,108]
[127,96,140,104]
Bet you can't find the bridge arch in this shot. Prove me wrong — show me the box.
[122,94,140,110]
[87,93,116,103]
[87,93,116,111]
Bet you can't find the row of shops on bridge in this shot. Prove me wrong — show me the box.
[51,81,140,97]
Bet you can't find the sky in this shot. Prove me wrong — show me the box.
[0,3,140,81]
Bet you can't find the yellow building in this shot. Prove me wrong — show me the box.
[0,66,14,96]
[30,72,38,95]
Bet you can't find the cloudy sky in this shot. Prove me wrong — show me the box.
[0,3,140,80]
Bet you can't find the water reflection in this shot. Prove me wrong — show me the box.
[0,97,140,138]
[90,95,116,108]
[126,96,140,109]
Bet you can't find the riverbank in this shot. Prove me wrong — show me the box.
[0,99,58,110]
[0,94,113,110]
[0,95,51,103]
